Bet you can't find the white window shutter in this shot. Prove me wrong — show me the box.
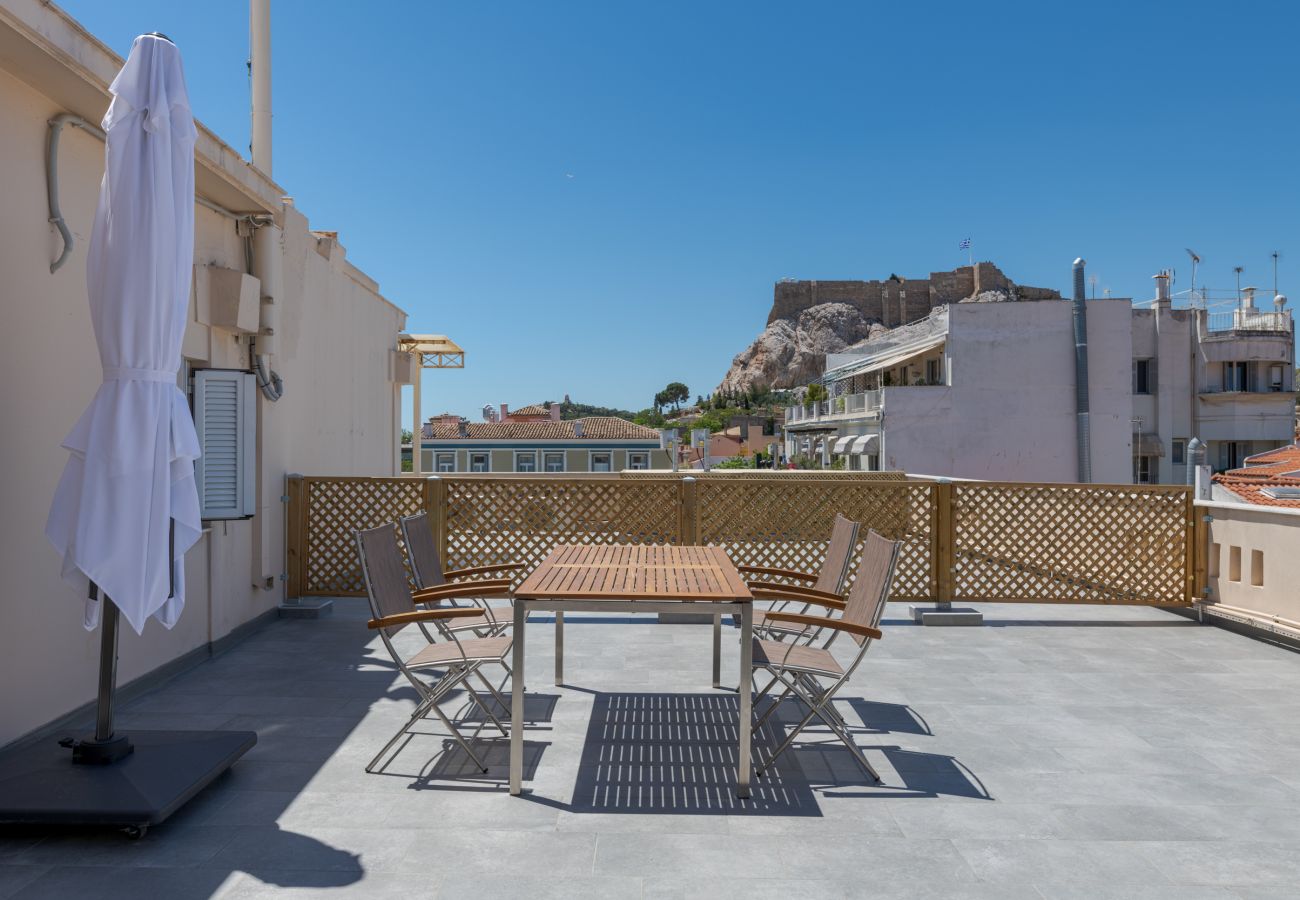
[193,369,256,519]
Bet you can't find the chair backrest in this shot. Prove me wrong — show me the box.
[811,514,860,595]
[840,529,900,646]
[399,512,445,590]
[356,524,416,630]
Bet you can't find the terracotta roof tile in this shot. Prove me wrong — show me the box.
[509,403,550,416]
[1213,444,1300,507]
[425,416,658,441]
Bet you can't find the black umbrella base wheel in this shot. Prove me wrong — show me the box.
[0,729,256,837]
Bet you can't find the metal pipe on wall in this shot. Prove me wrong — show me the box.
[249,0,273,176]
[1071,258,1092,483]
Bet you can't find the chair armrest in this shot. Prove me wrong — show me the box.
[764,611,882,642]
[747,584,845,610]
[413,581,513,604]
[368,608,481,630]
[735,565,818,583]
[444,563,526,580]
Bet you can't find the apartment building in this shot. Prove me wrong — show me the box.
[784,271,1295,483]
[417,403,670,472]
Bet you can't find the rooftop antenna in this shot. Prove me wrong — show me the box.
[1186,249,1201,307]
[1233,266,1244,301]
[1272,251,1281,297]
[1089,274,1098,299]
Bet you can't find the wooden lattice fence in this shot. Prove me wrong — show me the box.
[287,473,1195,606]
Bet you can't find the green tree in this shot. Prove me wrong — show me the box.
[661,382,690,410]
[805,383,828,404]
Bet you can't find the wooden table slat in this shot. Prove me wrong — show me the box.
[515,544,753,603]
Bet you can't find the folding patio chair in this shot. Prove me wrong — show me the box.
[356,523,514,774]
[400,511,523,637]
[737,513,860,642]
[750,529,900,782]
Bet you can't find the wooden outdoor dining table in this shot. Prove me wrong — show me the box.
[509,544,755,798]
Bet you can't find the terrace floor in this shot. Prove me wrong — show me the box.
[4,600,1300,899]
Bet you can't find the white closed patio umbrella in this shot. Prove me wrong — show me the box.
[0,33,254,833]
[46,33,202,636]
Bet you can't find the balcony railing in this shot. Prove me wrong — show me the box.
[286,473,1197,607]
[785,390,882,424]
[1206,309,1292,335]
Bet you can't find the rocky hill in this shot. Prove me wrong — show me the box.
[716,262,1058,395]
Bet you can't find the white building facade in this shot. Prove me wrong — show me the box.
[785,278,1295,484]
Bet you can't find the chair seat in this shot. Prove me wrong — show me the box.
[444,611,510,633]
[406,635,512,669]
[751,638,844,678]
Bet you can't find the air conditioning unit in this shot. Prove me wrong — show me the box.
[192,369,256,520]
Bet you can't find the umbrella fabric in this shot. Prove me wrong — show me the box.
[46,35,202,634]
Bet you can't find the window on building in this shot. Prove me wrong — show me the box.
[627,451,650,470]
[515,451,537,473]
[1133,455,1153,484]
[847,455,861,471]
[1133,358,1156,395]
[867,454,880,472]
[926,358,941,385]
[435,452,455,473]
[1224,361,1251,392]
[1171,439,1186,466]
[591,451,612,472]
[543,451,565,473]
[1219,441,1244,471]
[469,452,489,473]
[1270,364,1284,392]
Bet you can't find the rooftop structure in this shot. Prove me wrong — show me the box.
[786,266,1295,482]
[1213,443,1300,507]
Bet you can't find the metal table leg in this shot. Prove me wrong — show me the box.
[509,599,527,796]
[554,610,564,686]
[737,602,753,799]
[712,610,721,689]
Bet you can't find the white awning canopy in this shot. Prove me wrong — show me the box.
[851,434,879,454]
[823,333,948,383]
[832,436,854,454]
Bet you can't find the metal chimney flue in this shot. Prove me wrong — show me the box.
[1071,258,1092,483]
[250,0,272,175]
[1153,271,1171,310]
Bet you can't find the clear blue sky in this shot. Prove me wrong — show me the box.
[62,0,1298,422]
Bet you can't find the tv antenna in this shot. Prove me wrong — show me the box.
[1185,249,1201,307]
[1089,274,1098,299]
[1272,251,1282,297]
[1233,266,1244,301]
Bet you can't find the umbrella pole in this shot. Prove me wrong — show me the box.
[64,584,134,765]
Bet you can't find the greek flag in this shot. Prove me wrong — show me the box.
[959,237,971,250]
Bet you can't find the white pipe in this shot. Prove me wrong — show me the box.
[250,0,272,175]
[251,221,284,400]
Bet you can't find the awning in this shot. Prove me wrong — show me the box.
[851,434,879,454]
[822,333,947,382]
[1134,433,1165,457]
[832,436,854,454]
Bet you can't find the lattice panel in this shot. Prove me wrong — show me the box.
[695,479,933,602]
[951,484,1190,604]
[441,478,682,584]
[303,478,425,595]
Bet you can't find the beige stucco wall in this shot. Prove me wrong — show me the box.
[1202,501,1300,631]
[0,18,405,745]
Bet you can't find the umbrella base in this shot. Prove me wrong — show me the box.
[0,729,256,831]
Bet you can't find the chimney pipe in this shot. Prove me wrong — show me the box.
[250,0,272,175]
[1153,271,1171,310]
[1071,258,1092,483]
[1242,286,1257,311]
[549,402,561,422]
[500,403,509,421]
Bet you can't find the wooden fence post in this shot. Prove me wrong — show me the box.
[426,475,447,563]
[933,480,955,606]
[285,474,304,599]
[1188,490,1204,604]
[680,476,698,546]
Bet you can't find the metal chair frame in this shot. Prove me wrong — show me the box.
[750,530,900,782]
[356,524,514,774]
